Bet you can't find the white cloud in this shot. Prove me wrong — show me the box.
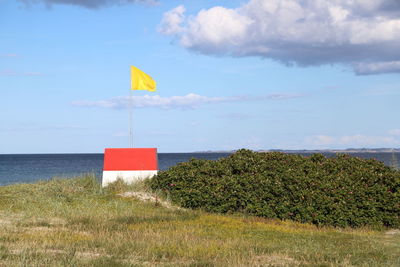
[0,125,86,132]
[72,93,237,110]
[160,0,400,75]
[263,93,302,100]
[72,92,302,110]
[18,0,158,9]
[0,70,43,76]
[305,134,400,147]
[353,61,400,75]
[0,54,19,58]
[389,129,400,136]
[158,5,186,35]
[306,135,337,146]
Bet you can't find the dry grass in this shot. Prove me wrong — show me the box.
[0,175,399,266]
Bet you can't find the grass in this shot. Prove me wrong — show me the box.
[0,174,399,266]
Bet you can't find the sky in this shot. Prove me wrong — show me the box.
[1,0,400,153]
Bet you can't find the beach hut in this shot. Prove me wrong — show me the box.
[102,148,158,187]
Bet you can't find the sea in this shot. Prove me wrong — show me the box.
[0,152,398,186]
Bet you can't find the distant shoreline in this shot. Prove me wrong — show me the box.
[1,148,400,155]
[195,148,400,153]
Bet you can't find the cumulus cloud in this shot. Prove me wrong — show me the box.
[18,0,157,9]
[160,0,400,75]
[158,5,186,35]
[72,92,302,110]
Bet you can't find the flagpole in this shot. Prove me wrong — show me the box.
[129,88,133,148]
[129,65,156,148]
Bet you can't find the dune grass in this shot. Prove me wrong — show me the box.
[0,175,399,266]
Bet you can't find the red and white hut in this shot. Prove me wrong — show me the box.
[102,148,158,187]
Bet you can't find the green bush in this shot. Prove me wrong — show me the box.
[150,149,400,228]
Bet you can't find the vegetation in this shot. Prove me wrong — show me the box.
[151,149,400,228]
[0,175,399,266]
[390,151,399,170]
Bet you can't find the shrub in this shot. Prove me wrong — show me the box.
[150,149,400,228]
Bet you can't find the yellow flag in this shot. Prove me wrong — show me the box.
[130,66,156,92]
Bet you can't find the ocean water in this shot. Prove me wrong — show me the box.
[0,153,231,186]
[0,152,398,186]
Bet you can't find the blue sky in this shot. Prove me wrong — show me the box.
[1,0,400,153]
